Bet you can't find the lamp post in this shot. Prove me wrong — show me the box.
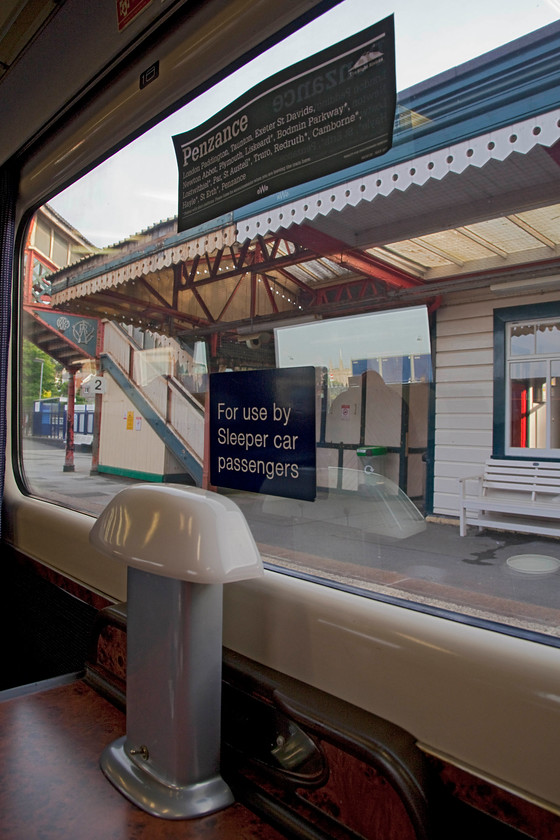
[89,484,263,819]
[34,357,44,399]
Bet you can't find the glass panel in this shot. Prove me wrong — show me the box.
[551,361,560,449]
[509,360,547,449]
[275,308,431,419]
[510,323,535,356]
[536,321,560,354]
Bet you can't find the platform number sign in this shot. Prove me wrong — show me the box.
[81,376,106,398]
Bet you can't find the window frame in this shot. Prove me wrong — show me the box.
[493,300,560,459]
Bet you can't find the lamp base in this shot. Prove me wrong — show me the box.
[101,737,234,819]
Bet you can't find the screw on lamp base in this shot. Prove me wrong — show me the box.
[101,737,234,819]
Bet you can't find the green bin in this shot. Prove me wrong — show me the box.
[357,445,387,474]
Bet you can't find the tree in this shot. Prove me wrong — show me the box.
[21,340,60,410]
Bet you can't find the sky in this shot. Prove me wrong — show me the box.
[51,0,560,248]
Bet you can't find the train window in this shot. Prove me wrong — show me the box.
[19,0,560,641]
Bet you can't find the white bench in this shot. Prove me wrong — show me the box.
[458,458,560,537]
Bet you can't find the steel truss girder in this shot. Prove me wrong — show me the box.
[80,288,208,331]
[277,224,423,290]
[53,226,425,338]
[313,277,389,306]
[168,224,423,330]
[173,233,314,327]
[177,235,313,292]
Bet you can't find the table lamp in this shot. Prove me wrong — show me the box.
[89,484,263,819]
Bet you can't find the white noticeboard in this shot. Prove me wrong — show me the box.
[275,306,431,369]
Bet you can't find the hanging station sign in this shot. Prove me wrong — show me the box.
[173,16,396,232]
[209,367,316,501]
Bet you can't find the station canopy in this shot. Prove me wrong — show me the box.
[48,22,560,343]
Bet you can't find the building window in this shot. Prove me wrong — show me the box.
[34,215,51,258]
[494,303,560,458]
[52,230,69,266]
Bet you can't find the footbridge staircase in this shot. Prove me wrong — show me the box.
[101,320,205,485]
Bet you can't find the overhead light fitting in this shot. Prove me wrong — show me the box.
[490,275,560,294]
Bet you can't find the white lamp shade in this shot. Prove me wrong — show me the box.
[89,484,263,583]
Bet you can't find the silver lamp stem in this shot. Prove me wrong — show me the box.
[100,566,234,819]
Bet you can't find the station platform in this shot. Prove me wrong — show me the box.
[19,438,560,640]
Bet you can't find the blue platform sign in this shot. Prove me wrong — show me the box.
[209,367,316,501]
